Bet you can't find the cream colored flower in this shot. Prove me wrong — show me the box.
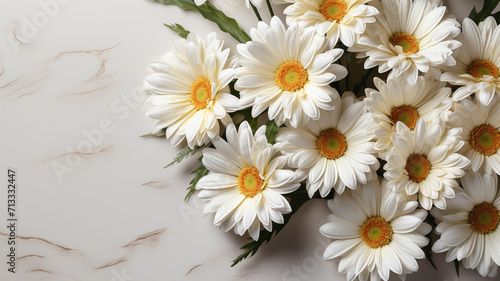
[320,178,431,281]
[441,17,500,106]
[364,76,452,152]
[448,96,500,175]
[275,92,379,197]
[384,116,469,210]
[349,0,460,85]
[432,171,500,278]
[284,0,378,47]
[196,122,301,240]
[236,16,347,128]
[144,33,239,148]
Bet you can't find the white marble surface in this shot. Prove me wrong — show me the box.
[0,0,498,280]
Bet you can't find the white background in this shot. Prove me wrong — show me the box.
[0,0,498,280]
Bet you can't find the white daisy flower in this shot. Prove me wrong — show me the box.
[349,0,461,85]
[236,16,348,128]
[320,178,431,281]
[196,121,301,240]
[144,33,239,149]
[275,92,379,197]
[383,116,469,210]
[441,17,500,106]
[448,96,500,175]
[284,0,378,48]
[364,76,452,152]
[432,171,500,278]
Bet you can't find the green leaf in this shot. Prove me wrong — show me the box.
[265,120,280,144]
[154,0,251,43]
[164,23,190,38]
[141,128,166,137]
[165,145,201,168]
[231,187,311,266]
[186,157,209,200]
[469,0,500,24]
[422,214,438,271]
[454,259,460,277]
[236,108,259,133]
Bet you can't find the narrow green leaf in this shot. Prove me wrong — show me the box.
[231,187,311,266]
[164,23,190,38]
[492,10,500,23]
[185,157,209,200]
[265,120,280,144]
[228,80,239,98]
[454,259,460,277]
[353,67,375,97]
[154,0,251,43]
[423,214,438,271]
[469,0,500,24]
[141,128,166,137]
[237,108,259,133]
[165,145,201,168]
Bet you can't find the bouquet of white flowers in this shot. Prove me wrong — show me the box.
[142,0,500,279]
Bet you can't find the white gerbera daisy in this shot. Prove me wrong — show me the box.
[320,178,431,281]
[236,16,348,128]
[196,121,301,240]
[441,17,500,106]
[384,117,469,210]
[349,0,461,85]
[144,33,239,149]
[432,171,500,278]
[448,96,500,175]
[275,92,379,197]
[364,76,452,152]
[284,0,378,48]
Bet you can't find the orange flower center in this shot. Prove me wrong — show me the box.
[405,154,431,183]
[317,129,347,159]
[238,167,264,197]
[320,0,348,22]
[360,217,393,248]
[469,203,500,234]
[389,105,420,130]
[190,77,212,110]
[389,33,419,54]
[469,60,499,79]
[470,125,500,156]
[276,61,308,92]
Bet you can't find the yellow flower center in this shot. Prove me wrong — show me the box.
[469,60,499,79]
[190,77,212,110]
[317,129,348,159]
[389,33,419,54]
[320,0,348,22]
[238,167,264,197]
[276,61,308,92]
[360,217,393,248]
[389,105,420,130]
[470,125,500,156]
[405,154,431,183]
[469,203,500,234]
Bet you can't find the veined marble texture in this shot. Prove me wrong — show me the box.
[0,0,495,280]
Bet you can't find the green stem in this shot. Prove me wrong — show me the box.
[266,0,274,17]
[250,2,263,21]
